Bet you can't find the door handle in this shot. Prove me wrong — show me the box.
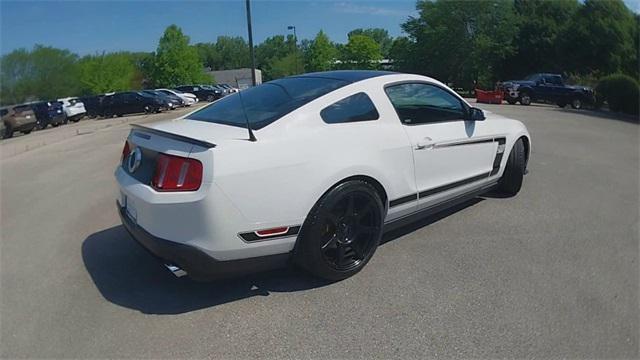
[415,137,434,150]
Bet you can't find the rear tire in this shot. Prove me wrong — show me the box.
[3,124,14,139]
[497,139,526,197]
[294,180,384,281]
[506,98,517,105]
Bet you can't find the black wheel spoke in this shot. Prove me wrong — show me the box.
[350,243,364,259]
[321,234,338,250]
[356,206,372,222]
[345,195,355,217]
[318,189,382,272]
[336,243,345,266]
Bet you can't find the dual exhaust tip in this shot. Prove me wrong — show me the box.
[164,263,187,278]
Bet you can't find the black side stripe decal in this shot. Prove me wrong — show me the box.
[239,226,301,242]
[389,137,507,208]
[418,172,491,198]
[434,138,496,148]
[490,137,507,176]
[389,194,418,207]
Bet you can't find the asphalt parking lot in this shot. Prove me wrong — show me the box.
[1,103,638,358]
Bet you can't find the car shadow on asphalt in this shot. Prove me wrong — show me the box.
[81,226,332,315]
[83,197,484,315]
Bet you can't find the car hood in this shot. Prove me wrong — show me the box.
[502,80,535,86]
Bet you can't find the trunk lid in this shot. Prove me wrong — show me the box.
[141,118,251,147]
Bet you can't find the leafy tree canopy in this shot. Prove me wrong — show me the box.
[339,35,383,70]
[348,28,393,58]
[150,25,211,87]
[304,30,338,72]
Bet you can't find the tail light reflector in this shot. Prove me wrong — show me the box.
[255,227,290,237]
[121,141,130,163]
[151,153,203,192]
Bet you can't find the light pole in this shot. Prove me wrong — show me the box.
[287,25,300,74]
[246,0,257,86]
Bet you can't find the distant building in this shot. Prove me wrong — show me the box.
[205,68,262,90]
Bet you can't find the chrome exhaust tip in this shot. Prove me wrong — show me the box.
[164,263,187,278]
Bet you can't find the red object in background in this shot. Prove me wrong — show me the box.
[475,89,504,104]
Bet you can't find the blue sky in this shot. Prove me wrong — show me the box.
[0,0,418,55]
[1,0,638,56]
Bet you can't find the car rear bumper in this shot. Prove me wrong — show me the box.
[117,202,290,281]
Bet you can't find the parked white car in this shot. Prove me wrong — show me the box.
[116,71,531,281]
[156,88,198,106]
[58,97,86,122]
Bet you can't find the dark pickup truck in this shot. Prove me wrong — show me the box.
[500,73,594,109]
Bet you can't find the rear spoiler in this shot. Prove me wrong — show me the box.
[130,124,216,148]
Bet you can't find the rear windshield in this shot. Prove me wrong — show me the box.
[186,77,349,129]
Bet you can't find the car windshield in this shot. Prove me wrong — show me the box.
[186,77,349,129]
[524,74,540,81]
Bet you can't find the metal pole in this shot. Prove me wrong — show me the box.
[288,25,299,74]
[294,27,299,74]
[246,0,257,87]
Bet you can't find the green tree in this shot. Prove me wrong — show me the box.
[347,28,393,58]
[501,0,579,78]
[77,52,138,94]
[402,0,518,88]
[559,0,638,78]
[304,30,337,72]
[214,36,250,70]
[150,25,211,87]
[194,42,220,70]
[256,34,300,80]
[389,36,415,72]
[0,45,80,105]
[269,52,303,79]
[339,34,382,70]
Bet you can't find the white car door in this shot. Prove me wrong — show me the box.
[384,82,501,209]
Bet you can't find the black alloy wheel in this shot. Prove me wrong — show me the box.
[519,91,532,105]
[571,97,582,109]
[320,193,381,271]
[295,180,384,281]
[206,94,214,102]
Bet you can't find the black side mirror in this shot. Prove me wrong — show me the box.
[467,107,485,121]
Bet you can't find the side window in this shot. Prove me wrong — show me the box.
[385,83,465,124]
[547,76,562,85]
[320,92,379,124]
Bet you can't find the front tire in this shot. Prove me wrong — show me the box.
[497,139,526,197]
[570,97,582,109]
[519,91,532,106]
[294,180,384,281]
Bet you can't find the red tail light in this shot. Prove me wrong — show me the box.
[121,141,130,163]
[151,153,203,192]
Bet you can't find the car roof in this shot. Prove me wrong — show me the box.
[291,70,396,83]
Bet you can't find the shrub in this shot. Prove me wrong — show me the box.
[595,74,639,115]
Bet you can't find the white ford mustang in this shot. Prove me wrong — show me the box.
[115,71,531,281]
